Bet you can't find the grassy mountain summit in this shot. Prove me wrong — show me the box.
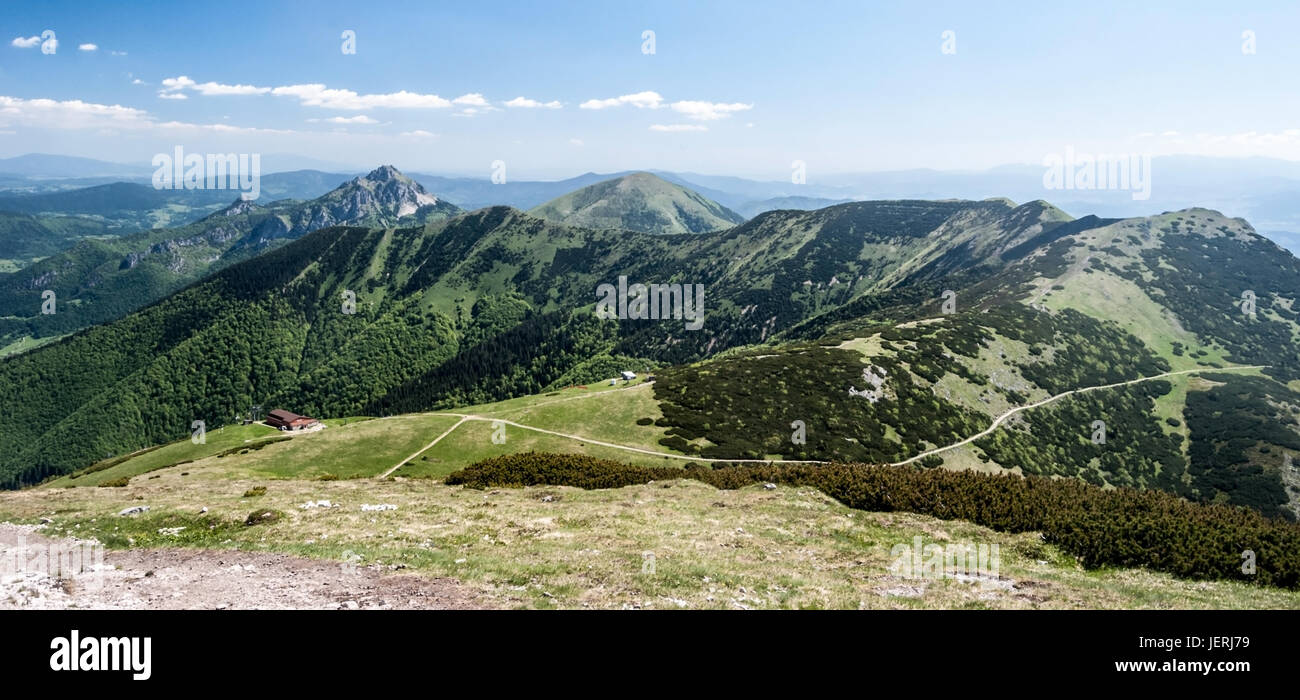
[527,171,745,234]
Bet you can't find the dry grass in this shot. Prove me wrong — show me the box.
[3,459,1297,610]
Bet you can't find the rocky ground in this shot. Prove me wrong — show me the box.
[0,523,488,610]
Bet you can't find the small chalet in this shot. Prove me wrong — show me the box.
[266,409,321,432]
[620,371,637,381]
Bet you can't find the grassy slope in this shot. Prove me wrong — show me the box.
[13,344,1300,606]
[2,472,1296,609]
[38,380,688,486]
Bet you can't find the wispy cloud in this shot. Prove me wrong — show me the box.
[399,129,437,139]
[161,76,271,97]
[11,36,41,49]
[0,94,298,135]
[453,93,489,107]
[505,96,562,109]
[580,91,664,110]
[580,93,752,121]
[649,124,708,132]
[78,43,98,52]
[0,95,151,129]
[670,100,752,121]
[158,76,491,111]
[307,115,378,124]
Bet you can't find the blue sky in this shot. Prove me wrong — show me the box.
[1,0,1298,178]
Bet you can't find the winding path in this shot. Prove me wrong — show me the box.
[381,365,1267,477]
[890,365,1266,466]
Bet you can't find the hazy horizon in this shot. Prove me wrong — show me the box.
[3,0,1299,180]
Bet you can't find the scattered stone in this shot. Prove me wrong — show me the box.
[299,500,334,509]
[361,504,397,512]
[117,506,149,517]
[763,483,776,490]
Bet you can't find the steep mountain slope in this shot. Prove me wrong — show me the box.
[651,207,1300,519]
[0,197,1060,485]
[0,166,460,355]
[528,172,745,234]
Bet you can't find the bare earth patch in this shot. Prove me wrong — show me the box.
[0,523,489,610]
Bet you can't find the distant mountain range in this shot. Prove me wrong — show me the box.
[6,152,1300,253]
[0,166,458,352]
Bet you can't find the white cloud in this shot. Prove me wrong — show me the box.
[307,115,378,124]
[0,94,297,135]
[158,92,188,100]
[132,78,145,85]
[0,95,151,129]
[453,93,489,106]
[78,43,98,52]
[272,84,454,110]
[399,129,437,139]
[569,138,584,146]
[670,100,752,121]
[649,124,707,132]
[11,36,40,48]
[580,91,663,110]
[159,76,461,110]
[160,76,270,97]
[160,76,195,92]
[153,121,297,135]
[110,50,126,56]
[505,96,562,109]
